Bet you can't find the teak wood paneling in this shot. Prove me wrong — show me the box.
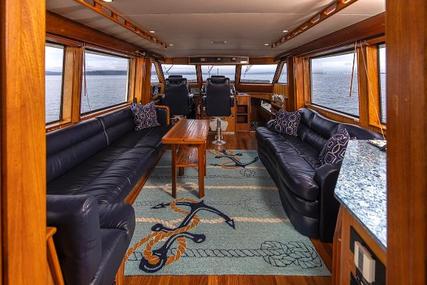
[278,13,385,59]
[386,1,427,285]
[0,0,47,284]
[47,11,142,56]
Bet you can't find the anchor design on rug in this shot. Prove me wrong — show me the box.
[210,150,259,168]
[125,198,235,273]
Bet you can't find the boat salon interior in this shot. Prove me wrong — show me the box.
[0,0,426,285]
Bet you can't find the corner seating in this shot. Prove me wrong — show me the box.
[256,108,382,242]
[46,106,170,285]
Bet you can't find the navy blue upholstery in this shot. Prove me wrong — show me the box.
[257,108,382,241]
[47,106,170,285]
[205,77,233,116]
[163,76,193,116]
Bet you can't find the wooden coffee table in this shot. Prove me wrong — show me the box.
[162,119,209,198]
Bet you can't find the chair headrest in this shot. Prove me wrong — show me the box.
[168,75,183,79]
[166,77,187,85]
[208,77,230,85]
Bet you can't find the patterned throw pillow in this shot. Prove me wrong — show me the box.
[131,102,160,131]
[269,110,301,136]
[319,127,350,165]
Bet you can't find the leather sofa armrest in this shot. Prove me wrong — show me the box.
[98,202,136,241]
[155,105,170,126]
[266,119,275,130]
[47,195,102,285]
[314,163,341,242]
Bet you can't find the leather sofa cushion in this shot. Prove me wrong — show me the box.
[48,146,157,204]
[275,147,319,202]
[47,119,108,182]
[97,108,134,145]
[111,126,171,150]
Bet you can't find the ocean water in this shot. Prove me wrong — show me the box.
[45,75,128,123]
[45,73,387,123]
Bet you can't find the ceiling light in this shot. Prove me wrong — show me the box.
[282,30,289,33]
[240,60,249,64]
[264,43,270,46]
[168,43,174,47]
[149,30,156,34]
[102,0,114,2]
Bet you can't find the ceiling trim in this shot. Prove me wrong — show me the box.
[271,0,360,48]
[73,0,168,48]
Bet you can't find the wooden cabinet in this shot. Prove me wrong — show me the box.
[235,94,251,132]
[333,207,387,285]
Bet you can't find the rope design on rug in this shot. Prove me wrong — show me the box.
[128,241,322,269]
[209,150,259,177]
[125,199,236,273]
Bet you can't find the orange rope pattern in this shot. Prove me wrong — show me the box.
[124,198,199,267]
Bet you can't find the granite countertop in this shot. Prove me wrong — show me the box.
[335,140,387,250]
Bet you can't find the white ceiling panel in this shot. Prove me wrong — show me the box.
[47,0,385,57]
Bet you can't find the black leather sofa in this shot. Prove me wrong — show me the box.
[47,106,170,285]
[256,108,382,242]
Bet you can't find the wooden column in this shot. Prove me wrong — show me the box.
[63,47,83,123]
[0,0,47,284]
[133,57,151,104]
[387,1,427,285]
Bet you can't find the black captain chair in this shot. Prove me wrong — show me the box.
[163,75,193,118]
[204,76,234,145]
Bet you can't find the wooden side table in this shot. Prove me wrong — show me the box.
[162,119,209,198]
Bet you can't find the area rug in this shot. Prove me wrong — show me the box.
[125,150,330,276]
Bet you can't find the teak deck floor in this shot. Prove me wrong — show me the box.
[125,132,332,285]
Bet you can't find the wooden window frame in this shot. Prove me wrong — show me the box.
[276,61,289,84]
[307,49,361,118]
[45,43,66,125]
[80,48,132,115]
[239,64,279,85]
[295,38,386,134]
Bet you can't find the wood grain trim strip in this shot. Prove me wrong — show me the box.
[272,0,360,48]
[73,0,168,48]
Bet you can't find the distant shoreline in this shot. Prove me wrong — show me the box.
[46,70,128,76]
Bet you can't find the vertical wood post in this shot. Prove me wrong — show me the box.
[0,0,47,284]
[387,1,427,285]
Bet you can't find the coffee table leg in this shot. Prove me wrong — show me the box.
[198,144,205,198]
[172,144,177,198]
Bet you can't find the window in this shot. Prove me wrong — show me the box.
[201,65,236,81]
[240,64,277,84]
[151,62,159,84]
[278,63,288,84]
[378,44,386,123]
[310,52,359,117]
[162,64,197,81]
[81,50,129,114]
[45,44,64,123]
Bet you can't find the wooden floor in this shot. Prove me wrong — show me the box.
[125,132,332,285]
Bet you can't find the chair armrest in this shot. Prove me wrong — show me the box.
[230,95,235,107]
[155,105,170,126]
[98,202,135,241]
[47,195,102,285]
[314,163,341,242]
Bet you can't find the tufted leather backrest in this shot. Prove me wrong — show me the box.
[97,108,134,145]
[47,119,108,182]
[297,108,382,152]
[205,77,232,116]
[164,76,191,116]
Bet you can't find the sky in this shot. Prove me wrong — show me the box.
[45,46,129,72]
